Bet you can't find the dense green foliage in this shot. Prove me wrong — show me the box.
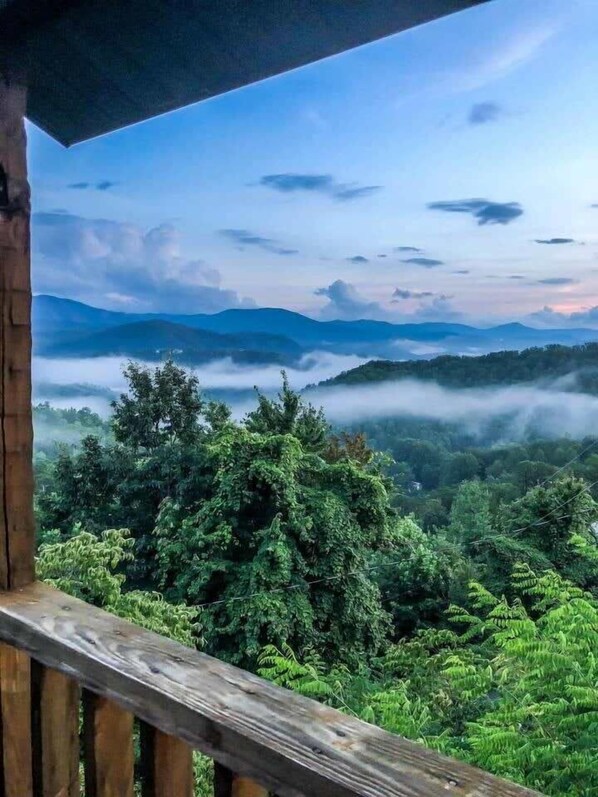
[321,342,598,391]
[35,359,598,794]
[259,563,598,796]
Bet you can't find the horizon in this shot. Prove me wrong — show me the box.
[32,292,598,332]
[29,0,598,328]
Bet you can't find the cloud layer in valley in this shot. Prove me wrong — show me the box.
[311,379,598,441]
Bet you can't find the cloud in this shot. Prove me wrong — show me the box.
[528,305,598,328]
[453,269,470,275]
[68,180,118,191]
[315,280,385,321]
[334,186,381,201]
[449,23,557,93]
[392,288,434,300]
[33,211,254,314]
[535,237,575,245]
[428,198,523,226]
[377,254,387,258]
[346,255,369,264]
[509,274,525,280]
[310,378,598,442]
[220,228,298,256]
[401,257,444,268]
[259,173,382,202]
[394,246,422,253]
[412,295,462,322]
[591,204,598,208]
[468,102,502,125]
[536,277,578,286]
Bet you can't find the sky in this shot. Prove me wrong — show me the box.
[28,0,598,327]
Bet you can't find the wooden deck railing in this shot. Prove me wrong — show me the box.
[0,582,541,797]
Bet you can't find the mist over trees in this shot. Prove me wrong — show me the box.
[34,360,598,796]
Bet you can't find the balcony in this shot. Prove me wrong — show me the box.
[0,580,540,796]
[0,1,545,794]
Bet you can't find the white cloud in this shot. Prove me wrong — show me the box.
[32,212,254,314]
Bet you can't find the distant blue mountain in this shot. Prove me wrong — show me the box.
[33,294,598,362]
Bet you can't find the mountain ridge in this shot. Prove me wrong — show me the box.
[33,294,598,362]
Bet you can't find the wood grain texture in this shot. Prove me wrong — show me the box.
[139,722,193,797]
[0,78,35,590]
[83,691,134,797]
[214,763,270,797]
[0,583,542,797]
[31,662,80,797]
[0,642,32,797]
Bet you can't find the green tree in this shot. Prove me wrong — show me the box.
[156,421,393,667]
[37,528,199,645]
[112,360,204,450]
[447,480,492,551]
[245,373,328,453]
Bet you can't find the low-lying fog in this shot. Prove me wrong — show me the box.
[33,353,598,444]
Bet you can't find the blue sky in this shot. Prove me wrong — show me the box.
[29,0,598,326]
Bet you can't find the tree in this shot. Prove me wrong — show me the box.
[506,476,598,589]
[112,360,204,450]
[447,480,493,551]
[260,563,598,796]
[441,452,480,486]
[245,373,328,453]
[156,421,393,667]
[37,528,199,645]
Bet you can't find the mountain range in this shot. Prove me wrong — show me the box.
[34,294,598,365]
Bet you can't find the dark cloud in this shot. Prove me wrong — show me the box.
[377,254,387,258]
[509,274,526,280]
[394,246,422,253]
[535,237,575,245]
[468,102,502,125]
[96,180,118,191]
[68,180,118,191]
[315,280,385,320]
[537,277,578,285]
[260,174,332,193]
[428,198,523,225]
[259,173,382,202]
[220,228,298,256]
[392,288,434,300]
[334,185,381,201]
[401,257,444,268]
[32,211,254,313]
[346,255,369,264]
[453,269,470,275]
[591,204,598,208]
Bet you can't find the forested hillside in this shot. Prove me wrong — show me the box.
[34,361,598,796]
[320,342,598,392]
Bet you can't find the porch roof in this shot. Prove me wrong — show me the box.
[0,0,489,146]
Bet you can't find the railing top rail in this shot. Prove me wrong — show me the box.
[0,583,540,797]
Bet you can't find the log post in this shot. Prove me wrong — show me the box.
[0,76,34,590]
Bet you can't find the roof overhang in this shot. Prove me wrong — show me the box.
[0,0,490,146]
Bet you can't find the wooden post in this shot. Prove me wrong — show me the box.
[140,722,194,797]
[214,763,269,797]
[0,76,34,590]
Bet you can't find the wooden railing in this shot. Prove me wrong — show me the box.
[0,582,540,797]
